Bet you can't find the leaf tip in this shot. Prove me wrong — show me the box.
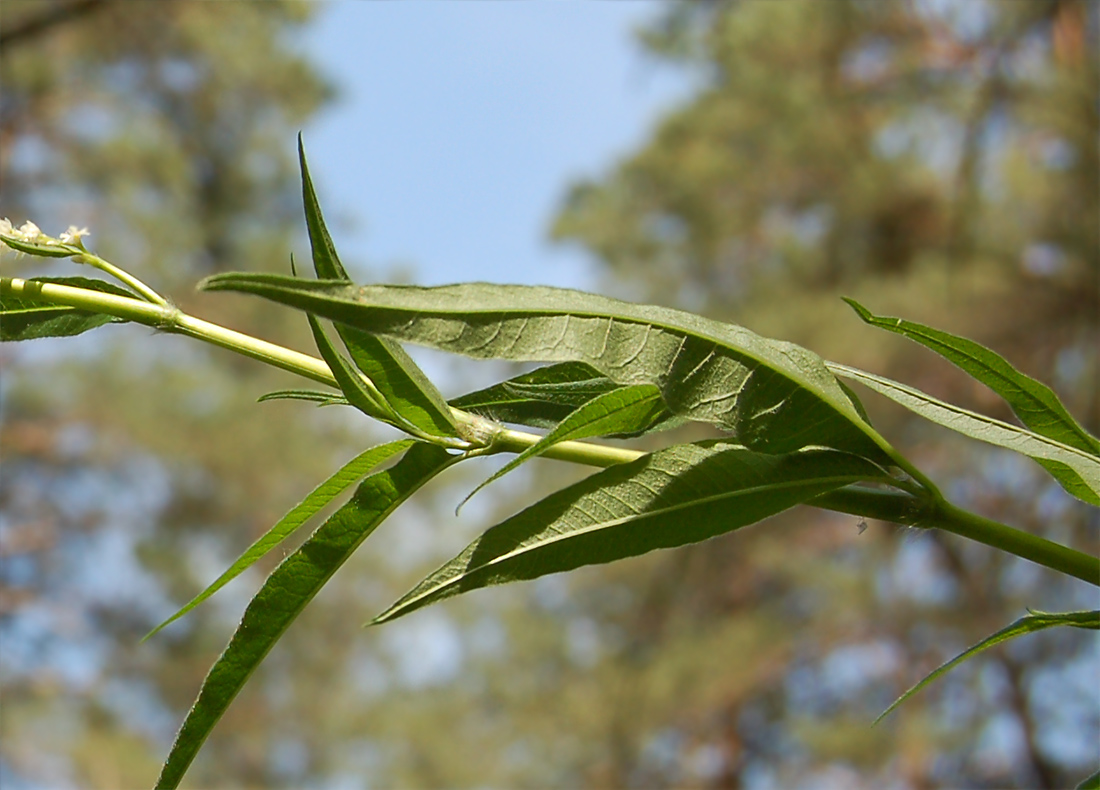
[841,297,873,322]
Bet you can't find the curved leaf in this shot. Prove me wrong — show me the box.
[371,442,891,625]
[1,276,136,340]
[199,276,895,463]
[460,383,667,508]
[156,442,457,790]
[145,440,413,640]
[844,299,1100,457]
[831,363,1100,506]
[875,609,1099,724]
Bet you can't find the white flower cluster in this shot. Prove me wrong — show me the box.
[0,218,90,246]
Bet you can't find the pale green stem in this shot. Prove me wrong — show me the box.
[3,275,1095,586]
[75,251,170,306]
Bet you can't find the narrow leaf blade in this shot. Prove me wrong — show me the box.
[372,442,890,625]
[257,389,349,407]
[298,136,350,283]
[298,140,457,439]
[462,384,667,507]
[307,314,390,421]
[155,442,456,790]
[145,440,413,640]
[831,363,1100,506]
[844,298,1100,456]
[1,276,135,340]
[875,609,1100,724]
[450,360,683,436]
[340,326,460,439]
[199,276,894,463]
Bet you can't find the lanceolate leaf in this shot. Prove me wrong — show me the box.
[461,384,667,508]
[200,276,895,463]
[844,299,1100,457]
[299,141,458,440]
[307,314,391,422]
[371,442,891,625]
[1,276,136,341]
[340,326,460,439]
[831,363,1100,506]
[875,609,1100,725]
[257,389,349,407]
[146,440,413,640]
[299,135,351,283]
[156,442,457,790]
[450,360,684,436]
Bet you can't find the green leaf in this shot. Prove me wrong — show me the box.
[257,389,349,407]
[461,383,667,508]
[1077,769,1100,790]
[145,440,413,640]
[1,276,136,341]
[307,313,391,422]
[371,442,890,625]
[340,326,460,439]
[450,360,684,436]
[298,135,350,283]
[0,236,78,257]
[156,442,457,790]
[875,609,1100,725]
[844,299,1100,457]
[831,363,1100,506]
[199,276,895,463]
[298,140,458,440]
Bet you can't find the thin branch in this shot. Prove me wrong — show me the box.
[0,0,110,50]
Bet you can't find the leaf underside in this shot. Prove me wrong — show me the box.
[199,276,894,464]
[372,441,890,625]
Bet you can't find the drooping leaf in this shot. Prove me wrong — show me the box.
[199,276,896,464]
[830,363,1100,506]
[450,360,684,436]
[844,298,1100,457]
[145,440,413,640]
[1,276,136,341]
[156,442,457,790]
[461,383,667,508]
[257,389,349,407]
[298,140,458,440]
[875,609,1100,725]
[371,442,891,625]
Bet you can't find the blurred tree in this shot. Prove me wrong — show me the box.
[540,1,1099,787]
[1,2,1096,789]
[0,2,357,786]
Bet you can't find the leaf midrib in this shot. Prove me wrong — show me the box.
[396,467,876,608]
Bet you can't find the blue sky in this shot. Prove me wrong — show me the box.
[300,1,695,290]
